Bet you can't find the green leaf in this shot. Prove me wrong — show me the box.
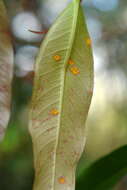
[0,0,13,141]
[29,0,93,190]
[76,145,127,190]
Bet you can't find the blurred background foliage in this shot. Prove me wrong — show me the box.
[0,0,127,189]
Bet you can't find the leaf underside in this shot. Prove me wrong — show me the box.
[0,0,13,141]
[29,1,93,190]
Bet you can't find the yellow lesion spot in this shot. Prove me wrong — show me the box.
[70,66,80,75]
[58,176,66,184]
[85,38,92,46]
[68,59,74,65]
[53,55,61,61]
[50,109,59,116]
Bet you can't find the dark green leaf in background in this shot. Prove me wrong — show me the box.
[76,145,127,190]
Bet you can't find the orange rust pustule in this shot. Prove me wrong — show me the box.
[70,66,80,75]
[53,55,61,61]
[68,59,74,65]
[58,176,66,184]
[85,38,92,46]
[50,109,59,116]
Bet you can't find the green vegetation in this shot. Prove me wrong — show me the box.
[0,0,127,190]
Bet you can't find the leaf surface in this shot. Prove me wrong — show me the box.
[76,145,127,190]
[0,0,13,141]
[29,0,94,189]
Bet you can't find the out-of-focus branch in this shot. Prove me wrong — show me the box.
[102,27,127,41]
[21,0,37,12]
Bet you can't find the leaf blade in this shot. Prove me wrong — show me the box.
[29,1,93,190]
[0,0,13,141]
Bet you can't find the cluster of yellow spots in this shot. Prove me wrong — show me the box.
[85,38,92,46]
[68,59,80,75]
[58,176,66,184]
[48,38,92,118]
[70,66,80,75]
[53,55,61,61]
[50,109,59,116]
[49,38,92,116]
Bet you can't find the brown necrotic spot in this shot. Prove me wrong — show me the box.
[88,89,93,95]
[0,85,9,92]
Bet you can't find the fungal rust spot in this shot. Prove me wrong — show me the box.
[68,59,74,65]
[53,55,61,61]
[85,38,92,46]
[70,66,80,75]
[58,176,66,184]
[50,109,59,116]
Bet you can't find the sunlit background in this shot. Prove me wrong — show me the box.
[0,0,127,189]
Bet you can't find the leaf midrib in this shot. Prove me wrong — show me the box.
[52,1,80,189]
